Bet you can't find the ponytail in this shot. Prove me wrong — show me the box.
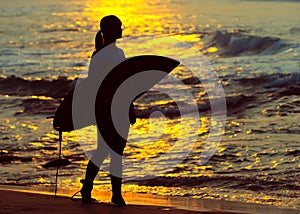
[92,30,104,58]
[95,29,104,50]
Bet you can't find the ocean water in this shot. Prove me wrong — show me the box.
[0,0,300,209]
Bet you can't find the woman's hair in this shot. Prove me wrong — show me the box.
[95,30,103,50]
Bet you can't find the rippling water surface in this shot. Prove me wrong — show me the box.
[0,0,299,209]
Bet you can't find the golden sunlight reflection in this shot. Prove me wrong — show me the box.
[173,34,201,43]
[206,46,218,53]
[79,0,200,40]
[122,114,218,179]
[126,118,180,160]
[82,0,170,34]
[67,126,98,151]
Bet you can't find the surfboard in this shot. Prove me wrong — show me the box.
[53,55,179,140]
[53,94,74,132]
[95,55,180,155]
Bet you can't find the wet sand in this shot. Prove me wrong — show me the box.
[0,189,235,214]
[0,187,299,214]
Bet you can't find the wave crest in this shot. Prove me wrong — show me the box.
[0,75,75,98]
[206,31,287,56]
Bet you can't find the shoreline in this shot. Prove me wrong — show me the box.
[0,185,299,214]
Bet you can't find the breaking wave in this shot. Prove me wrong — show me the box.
[0,75,75,98]
[206,30,288,56]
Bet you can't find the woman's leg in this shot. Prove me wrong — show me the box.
[109,150,122,178]
[81,131,109,203]
[80,160,99,203]
[90,143,109,168]
[109,149,126,206]
[108,121,129,206]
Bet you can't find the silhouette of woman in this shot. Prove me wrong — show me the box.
[79,15,134,206]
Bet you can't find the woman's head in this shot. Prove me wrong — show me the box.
[100,15,122,40]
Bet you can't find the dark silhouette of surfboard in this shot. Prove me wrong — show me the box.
[53,55,179,141]
[95,55,180,155]
[53,94,74,132]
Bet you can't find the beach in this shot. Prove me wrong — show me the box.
[1,187,299,214]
